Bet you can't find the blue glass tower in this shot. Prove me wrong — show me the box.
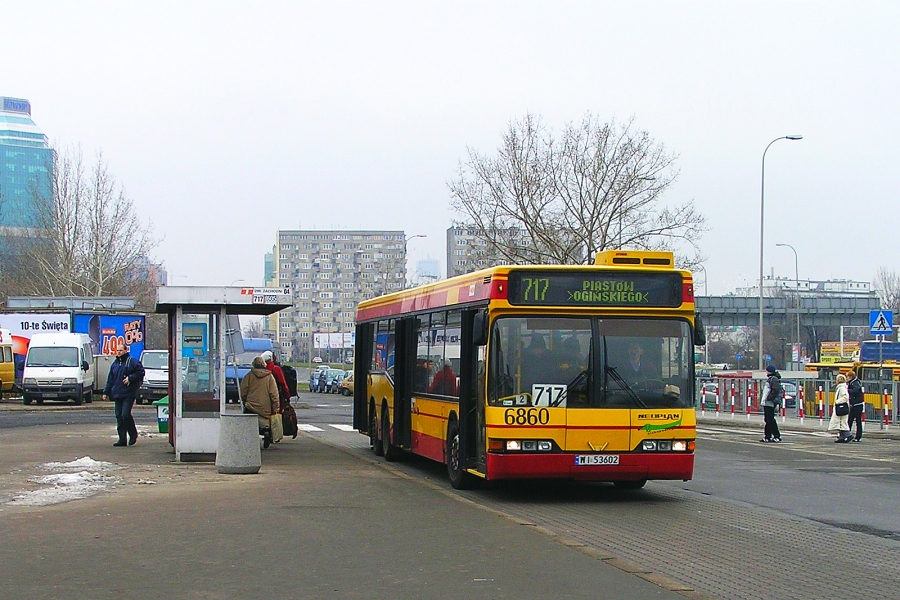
[0,97,53,229]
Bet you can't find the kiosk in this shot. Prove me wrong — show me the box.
[155,286,291,462]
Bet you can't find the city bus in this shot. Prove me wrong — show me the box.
[352,250,703,489]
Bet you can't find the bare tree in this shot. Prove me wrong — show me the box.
[449,113,706,267]
[874,267,900,341]
[243,318,264,338]
[12,147,158,297]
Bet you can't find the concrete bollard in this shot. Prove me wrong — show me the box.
[216,413,261,474]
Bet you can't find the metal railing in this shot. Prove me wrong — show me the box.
[696,377,898,428]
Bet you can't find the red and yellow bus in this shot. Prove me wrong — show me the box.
[352,250,702,489]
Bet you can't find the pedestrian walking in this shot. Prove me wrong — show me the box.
[828,374,852,442]
[846,369,864,442]
[760,364,782,443]
[102,345,145,447]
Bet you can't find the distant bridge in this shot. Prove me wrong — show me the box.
[695,296,881,328]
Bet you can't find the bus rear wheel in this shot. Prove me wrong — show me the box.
[447,420,477,490]
[381,407,399,462]
[369,405,383,456]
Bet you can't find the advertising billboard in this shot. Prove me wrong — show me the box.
[0,312,71,357]
[72,313,146,358]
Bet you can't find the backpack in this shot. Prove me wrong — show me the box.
[769,375,783,406]
[282,402,299,439]
[281,365,298,398]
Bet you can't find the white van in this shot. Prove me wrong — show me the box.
[22,333,95,405]
[137,349,169,405]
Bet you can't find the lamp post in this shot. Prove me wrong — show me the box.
[229,278,245,287]
[403,234,427,288]
[758,135,802,370]
[775,242,800,365]
[695,264,709,365]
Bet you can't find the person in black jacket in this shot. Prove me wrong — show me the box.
[102,345,145,447]
[846,369,864,442]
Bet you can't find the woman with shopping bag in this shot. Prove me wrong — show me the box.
[240,356,281,448]
[828,374,852,443]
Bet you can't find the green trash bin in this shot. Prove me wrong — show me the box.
[153,397,169,433]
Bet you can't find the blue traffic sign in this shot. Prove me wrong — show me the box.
[735,353,743,361]
[870,310,893,335]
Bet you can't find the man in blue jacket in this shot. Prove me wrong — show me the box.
[846,369,865,442]
[102,345,145,447]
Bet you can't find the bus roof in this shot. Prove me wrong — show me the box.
[356,255,695,323]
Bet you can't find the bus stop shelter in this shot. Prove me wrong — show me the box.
[155,286,291,462]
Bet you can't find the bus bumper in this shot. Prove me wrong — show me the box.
[485,452,694,482]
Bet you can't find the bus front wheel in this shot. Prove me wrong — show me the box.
[613,479,647,490]
[446,420,477,490]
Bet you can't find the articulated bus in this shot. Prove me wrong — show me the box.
[804,361,899,410]
[352,250,704,490]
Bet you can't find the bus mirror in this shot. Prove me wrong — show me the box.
[694,314,706,347]
[473,310,488,346]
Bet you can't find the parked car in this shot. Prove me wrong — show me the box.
[312,356,323,363]
[137,350,169,405]
[339,371,354,396]
[309,365,331,392]
[319,368,344,393]
[699,382,719,409]
[782,381,797,408]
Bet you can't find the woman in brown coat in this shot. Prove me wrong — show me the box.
[240,357,280,445]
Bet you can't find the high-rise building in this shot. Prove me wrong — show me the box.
[0,97,53,230]
[446,225,533,277]
[272,229,407,361]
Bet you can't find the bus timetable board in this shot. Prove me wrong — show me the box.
[507,270,683,307]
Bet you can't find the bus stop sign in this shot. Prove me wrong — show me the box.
[870,310,893,335]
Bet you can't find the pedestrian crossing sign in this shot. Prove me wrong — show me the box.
[870,310,893,335]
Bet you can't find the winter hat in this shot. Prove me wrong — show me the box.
[261,350,273,363]
[252,356,266,368]
[766,364,776,374]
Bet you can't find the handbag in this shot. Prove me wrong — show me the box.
[835,402,850,417]
[270,413,284,443]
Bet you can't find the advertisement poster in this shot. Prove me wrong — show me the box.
[72,313,146,358]
[0,312,71,357]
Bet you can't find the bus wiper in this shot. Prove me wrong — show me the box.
[605,367,647,408]
[550,369,590,407]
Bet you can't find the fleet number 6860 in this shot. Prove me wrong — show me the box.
[504,407,550,425]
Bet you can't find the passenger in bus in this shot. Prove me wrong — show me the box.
[520,334,550,395]
[428,363,458,396]
[413,358,432,392]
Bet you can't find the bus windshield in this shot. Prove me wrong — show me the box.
[488,316,692,409]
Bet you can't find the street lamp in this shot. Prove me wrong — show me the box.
[403,234,427,288]
[775,242,801,364]
[229,278,245,287]
[758,135,802,370]
[695,264,709,365]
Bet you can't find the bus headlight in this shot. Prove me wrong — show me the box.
[506,440,521,451]
[672,440,688,452]
[642,440,657,451]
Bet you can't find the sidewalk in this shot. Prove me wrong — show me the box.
[696,407,900,440]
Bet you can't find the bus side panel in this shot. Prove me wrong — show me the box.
[409,396,451,463]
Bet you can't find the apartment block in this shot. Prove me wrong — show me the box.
[272,229,407,361]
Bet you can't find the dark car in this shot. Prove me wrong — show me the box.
[319,368,344,393]
[309,365,330,392]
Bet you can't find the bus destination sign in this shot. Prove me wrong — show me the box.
[507,271,682,307]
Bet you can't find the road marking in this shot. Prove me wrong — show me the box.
[298,424,325,432]
[330,424,355,431]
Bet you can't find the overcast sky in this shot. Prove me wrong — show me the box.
[3,1,897,295]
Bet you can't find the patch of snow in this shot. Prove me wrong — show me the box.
[6,456,124,507]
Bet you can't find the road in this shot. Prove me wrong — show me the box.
[3,389,899,598]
